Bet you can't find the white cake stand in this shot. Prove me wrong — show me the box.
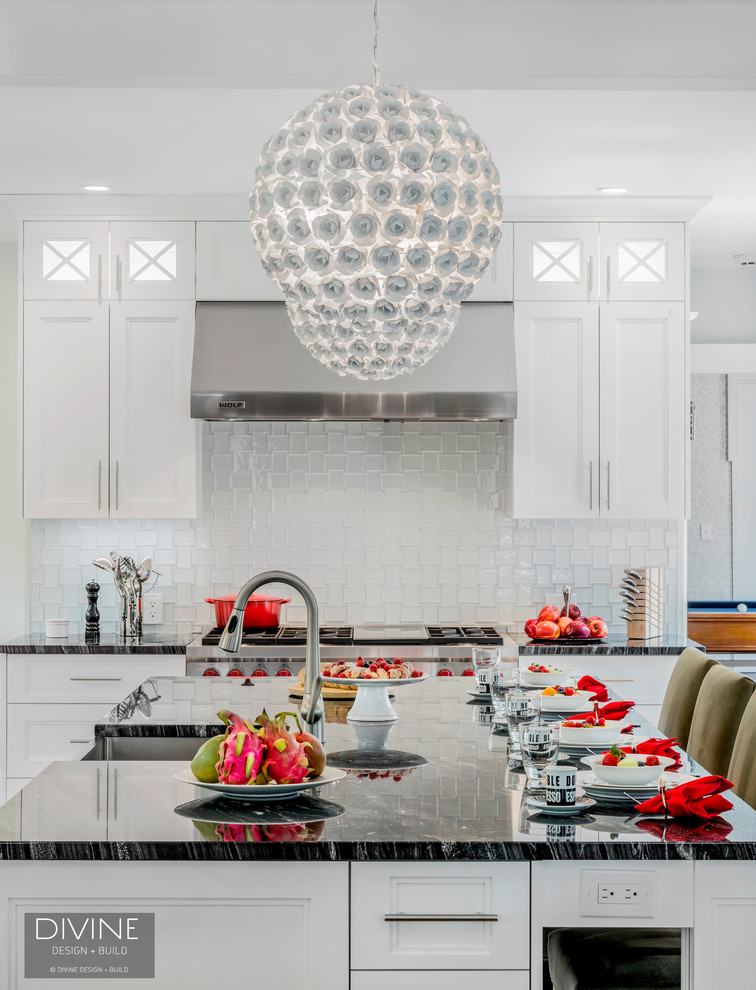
[321,673,427,722]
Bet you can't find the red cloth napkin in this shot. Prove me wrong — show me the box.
[568,700,636,722]
[634,816,733,842]
[620,738,682,771]
[577,675,608,701]
[634,775,734,820]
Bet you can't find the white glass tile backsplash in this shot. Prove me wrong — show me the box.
[29,421,682,634]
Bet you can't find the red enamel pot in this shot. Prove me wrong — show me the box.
[205,595,291,630]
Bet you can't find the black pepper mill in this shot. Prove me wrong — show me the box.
[85,581,100,642]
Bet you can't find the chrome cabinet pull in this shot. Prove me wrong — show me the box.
[96,767,101,820]
[587,255,594,294]
[69,677,122,682]
[606,255,611,296]
[97,254,103,303]
[116,254,122,300]
[607,461,611,510]
[113,768,118,821]
[384,914,499,923]
[69,738,90,743]
[589,460,594,511]
[115,460,120,510]
[97,460,102,511]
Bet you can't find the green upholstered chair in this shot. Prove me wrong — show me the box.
[686,665,755,777]
[657,647,717,749]
[547,927,681,990]
[727,689,756,808]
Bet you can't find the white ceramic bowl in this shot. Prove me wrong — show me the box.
[45,618,69,638]
[558,723,622,747]
[581,753,676,786]
[520,668,568,688]
[539,689,594,712]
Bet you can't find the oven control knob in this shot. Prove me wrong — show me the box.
[461,668,475,676]
[202,668,220,677]
[251,669,269,677]
[437,669,453,676]
[275,669,293,676]
[227,668,245,677]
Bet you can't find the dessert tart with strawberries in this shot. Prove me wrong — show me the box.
[322,660,427,723]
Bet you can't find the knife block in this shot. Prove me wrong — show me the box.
[625,567,664,640]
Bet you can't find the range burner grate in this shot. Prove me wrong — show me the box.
[426,625,504,645]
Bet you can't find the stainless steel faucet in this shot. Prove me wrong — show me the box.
[218,570,325,743]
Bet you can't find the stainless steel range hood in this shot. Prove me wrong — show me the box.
[191,301,516,421]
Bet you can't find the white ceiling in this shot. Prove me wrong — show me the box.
[1,0,756,265]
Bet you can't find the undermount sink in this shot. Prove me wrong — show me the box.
[81,735,220,762]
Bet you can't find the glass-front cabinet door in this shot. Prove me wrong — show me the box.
[514,222,599,302]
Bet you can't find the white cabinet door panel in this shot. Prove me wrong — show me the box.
[694,863,756,990]
[23,302,110,518]
[599,302,686,518]
[601,222,685,302]
[196,220,283,300]
[6,704,108,777]
[351,862,530,971]
[109,301,198,518]
[352,972,529,990]
[109,221,195,300]
[108,763,196,841]
[7,654,184,704]
[23,221,108,301]
[19,763,106,841]
[514,222,599,301]
[513,301,599,517]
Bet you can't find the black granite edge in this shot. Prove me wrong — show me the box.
[0,839,751,862]
[96,724,224,738]
[519,645,700,656]
[2,645,189,655]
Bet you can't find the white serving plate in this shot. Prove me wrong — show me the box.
[322,672,427,722]
[577,770,697,802]
[559,733,647,753]
[539,689,595,712]
[526,795,596,816]
[559,723,626,746]
[581,753,676,786]
[520,668,568,688]
[176,766,346,801]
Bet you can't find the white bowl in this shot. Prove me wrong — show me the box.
[45,619,69,638]
[581,753,676,786]
[520,668,568,688]
[539,689,594,712]
[558,723,623,747]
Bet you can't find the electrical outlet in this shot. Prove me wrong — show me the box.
[143,593,163,625]
[579,870,654,917]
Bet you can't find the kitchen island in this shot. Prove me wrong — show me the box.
[0,676,752,988]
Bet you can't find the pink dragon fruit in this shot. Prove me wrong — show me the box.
[256,709,310,784]
[215,710,264,785]
[215,823,263,843]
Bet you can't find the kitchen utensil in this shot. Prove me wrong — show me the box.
[136,556,152,582]
[92,556,115,573]
[624,568,643,580]
[205,594,292,630]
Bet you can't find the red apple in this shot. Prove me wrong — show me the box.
[524,618,539,638]
[570,621,591,639]
[587,616,608,639]
[534,620,560,640]
[556,616,573,635]
[560,604,581,620]
[537,605,561,624]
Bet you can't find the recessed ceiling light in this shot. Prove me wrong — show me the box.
[597,186,628,195]
[81,184,111,192]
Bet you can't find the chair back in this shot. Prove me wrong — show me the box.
[728,689,756,808]
[687,665,755,776]
[657,647,717,749]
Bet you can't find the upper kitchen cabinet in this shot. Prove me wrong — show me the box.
[196,222,283,300]
[23,221,195,302]
[196,221,515,301]
[514,223,599,302]
[23,222,109,301]
[109,222,195,300]
[600,222,685,302]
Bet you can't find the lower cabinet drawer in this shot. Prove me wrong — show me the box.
[351,972,529,990]
[6,704,107,777]
[351,862,530,971]
[7,654,185,703]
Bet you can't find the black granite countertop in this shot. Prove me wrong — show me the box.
[0,676,752,862]
[515,634,703,656]
[0,631,192,654]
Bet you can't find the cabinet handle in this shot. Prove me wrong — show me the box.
[97,460,102,511]
[606,256,611,296]
[587,255,594,294]
[113,768,118,821]
[384,914,499,923]
[69,738,91,743]
[604,679,634,683]
[97,254,103,303]
[115,460,120,510]
[116,254,122,300]
[69,677,122,682]
[96,767,101,820]
[589,460,594,511]
[607,461,611,510]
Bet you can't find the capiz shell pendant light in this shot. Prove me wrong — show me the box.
[249,2,503,380]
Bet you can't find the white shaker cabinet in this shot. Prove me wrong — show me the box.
[600,222,685,302]
[23,302,110,518]
[109,301,198,518]
[514,222,599,302]
[22,221,109,301]
[109,221,195,301]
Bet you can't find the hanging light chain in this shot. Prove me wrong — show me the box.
[372,0,381,85]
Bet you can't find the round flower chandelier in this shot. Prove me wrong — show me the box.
[249,9,503,380]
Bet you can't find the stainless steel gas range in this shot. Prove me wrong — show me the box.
[185,624,518,679]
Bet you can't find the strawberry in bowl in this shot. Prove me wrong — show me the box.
[559,717,622,747]
[539,686,595,712]
[582,746,675,785]
[520,664,568,688]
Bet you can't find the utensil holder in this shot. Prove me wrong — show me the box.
[624,567,664,639]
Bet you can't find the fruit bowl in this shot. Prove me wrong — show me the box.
[581,753,676,786]
[520,667,568,687]
[539,689,594,712]
[559,722,623,746]
[524,603,608,642]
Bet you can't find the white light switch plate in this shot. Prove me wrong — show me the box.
[579,870,655,917]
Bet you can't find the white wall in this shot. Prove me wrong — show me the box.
[0,243,28,639]
[691,267,756,343]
